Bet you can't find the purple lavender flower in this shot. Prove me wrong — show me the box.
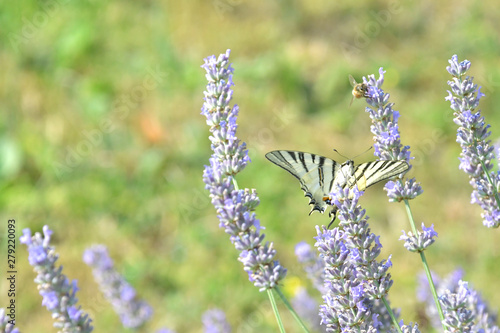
[202,309,231,333]
[440,281,474,332]
[294,241,326,293]
[316,187,399,332]
[19,226,93,332]
[363,68,422,203]
[82,245,153,329]
[418,269,499,332]
[0,308,20,333]
[445,54,500,228]
[399,223,438,252]
[201,50,286,291]
[385,178,423,202]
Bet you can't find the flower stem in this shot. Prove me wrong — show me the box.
[381,297,402,333]
[403,200,445,328]
[274,287,310,333]
[231,176,239,191]
[267,289,286,333]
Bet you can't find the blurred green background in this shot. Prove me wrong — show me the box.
[1,0,500,332]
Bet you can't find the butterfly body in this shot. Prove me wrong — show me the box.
[265,150,409,224]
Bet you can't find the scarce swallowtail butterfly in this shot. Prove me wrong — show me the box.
[265,150,409,227]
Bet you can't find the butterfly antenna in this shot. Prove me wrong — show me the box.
[352,146,373,159]
[333,146,373,160]
[332,148,350,160]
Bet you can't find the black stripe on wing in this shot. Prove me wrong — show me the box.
[265,150,340,214]
[352,160,409,188]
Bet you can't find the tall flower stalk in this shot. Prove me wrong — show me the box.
[360,68,443,327]
[316,187,404,333]
[201,50,294,332]
[445,54,500,228]
[19,226,93,333]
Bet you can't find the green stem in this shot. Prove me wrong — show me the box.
[403,200,445,329]
[381,297,402,333]
[267,289,286,333]
[231,176,239,191]
[274,287,310,333]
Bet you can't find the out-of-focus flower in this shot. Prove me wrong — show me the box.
[439,281,474,332]
[19,226,93,332]
[0,308,20,333]
[202,309,231,333]
[83,245,153,329]
[418,269,499,332]
[294,241,326,294]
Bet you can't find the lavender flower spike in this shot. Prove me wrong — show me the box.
[201,50,286,290]
[294,241,326,294]
[83,245,153,329]
[19,226,93,333]
[329,186,398,331]
[364,68,422,203]
[440,281,475,332]
[0,308,20,333]
[445,55,500,228]
[418,269,500,332]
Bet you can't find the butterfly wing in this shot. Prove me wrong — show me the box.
[348,160,410,190]
[265,150,341,215]
[266,150,410,227]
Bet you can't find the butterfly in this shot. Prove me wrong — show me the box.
[265,150,409,227]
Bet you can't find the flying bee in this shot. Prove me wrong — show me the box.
[349,75,369,106]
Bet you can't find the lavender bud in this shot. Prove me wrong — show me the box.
[385,178,423,202]
[399,223,438,252]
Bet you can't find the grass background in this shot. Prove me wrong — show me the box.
[1,0,500,332]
